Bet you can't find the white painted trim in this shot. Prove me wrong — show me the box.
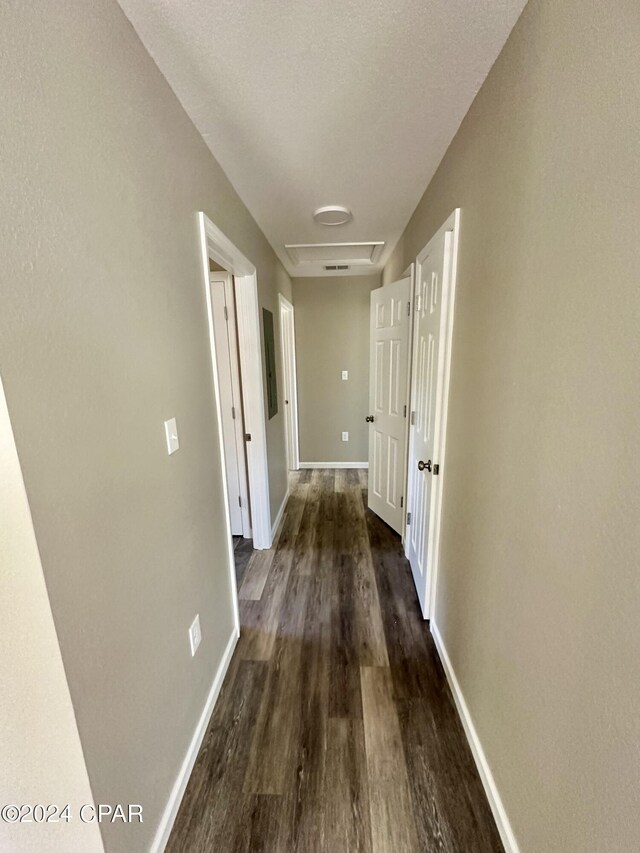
[202,215,254,277]
[431,622,520,853]
[198,212,272,550]
[150,628,238,853]
[278,294,300,471]
[271,488,290,538]
[197,214,240,635]
[298,462,369,469]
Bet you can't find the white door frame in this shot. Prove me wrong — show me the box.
[405,208,461,620]
[197,212,272,553]
[278,294,299,471]
[209,273,252,537]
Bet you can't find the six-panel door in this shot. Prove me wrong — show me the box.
[406,228,452,616]
[368,277,411,533]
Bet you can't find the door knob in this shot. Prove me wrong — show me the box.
[418,459,432,472]
[365,415,374,423]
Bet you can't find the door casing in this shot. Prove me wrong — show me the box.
[198,211,272,562]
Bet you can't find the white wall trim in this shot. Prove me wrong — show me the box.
[431,621,520,853]
[298,462,369,469]
[150,628,238,853]
[201,214,254,277]
[198,212,272,550]
[271,488,289,538]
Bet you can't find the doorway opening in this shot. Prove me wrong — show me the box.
[197,212,274,634]
[278,294,299,472]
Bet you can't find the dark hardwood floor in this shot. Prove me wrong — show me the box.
[232,535,254,588]
[168,469,503,853]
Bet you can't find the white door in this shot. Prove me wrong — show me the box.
[406,211,459,618]
[279,295,299,471]
[368,277,411,533]
[210,274,251,537]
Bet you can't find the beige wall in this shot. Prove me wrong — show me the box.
[385,0,640,849]
[0,378,105,853]
[0,1,290,851]
[293,275,380,464]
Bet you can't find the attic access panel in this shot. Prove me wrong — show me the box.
[284,242,384,268]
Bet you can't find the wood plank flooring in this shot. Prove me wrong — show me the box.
[232,536,254,588]
[167,469,503,853]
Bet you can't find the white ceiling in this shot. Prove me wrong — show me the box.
[117,0,527,277]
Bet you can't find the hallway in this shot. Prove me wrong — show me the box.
[167,469,503,852]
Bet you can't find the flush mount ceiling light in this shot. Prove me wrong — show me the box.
[313,205,353,226]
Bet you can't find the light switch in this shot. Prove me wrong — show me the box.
[342,431,349,442]
[164,418,179,455]
[341,370,349,381]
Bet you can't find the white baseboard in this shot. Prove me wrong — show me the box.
[298,462,369,469]
[431,621,520,853]
[270,488,289,542]
[150,628,238,852]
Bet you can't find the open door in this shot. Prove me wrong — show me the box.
[209,273,251,537]
[279,294,299,471]
[367,277,411,533]
[405,210,460,618]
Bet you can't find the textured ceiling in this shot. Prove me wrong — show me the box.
[117,0,527,276]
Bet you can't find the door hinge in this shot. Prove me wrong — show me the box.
[224,305,229,322]
[407,301,411,316]
[400,496,404,508]
[403,404,407,418]
[433,463,440,475]
[245,433,251,442]
[410,410,416,425]
[231,406,236,420]
[407,512,412,525]
[238,495,242,507]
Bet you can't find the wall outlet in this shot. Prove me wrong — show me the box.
[341,370,349,380]
[189,614,201,657]
[164,417,179,455]
[342,431,349,442]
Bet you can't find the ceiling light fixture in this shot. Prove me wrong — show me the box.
[313,205,353,226]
